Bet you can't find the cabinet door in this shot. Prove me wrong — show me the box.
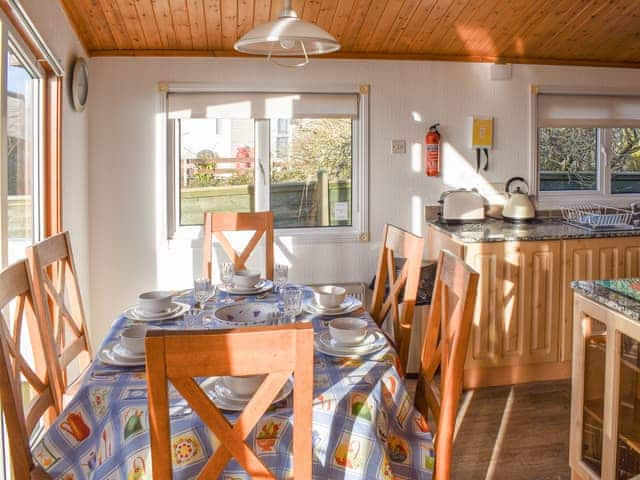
[465,241,561,369]
[562,238,640,362]
[523,242,562,364]
[465,244,503,367]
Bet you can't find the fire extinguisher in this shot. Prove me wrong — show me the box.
[425,123,441,176]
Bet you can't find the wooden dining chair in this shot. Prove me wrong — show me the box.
[370,224,425,371]
[415,250,479,480]
[146,323,313,479]
[0,260,58,480]
[202,211,274,281]
[27,231,92,406]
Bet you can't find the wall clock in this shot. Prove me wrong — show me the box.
[71,58,88,112]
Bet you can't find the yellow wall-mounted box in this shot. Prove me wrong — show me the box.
[469,116,494,148]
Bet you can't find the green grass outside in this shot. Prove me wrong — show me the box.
[180,182,351,226]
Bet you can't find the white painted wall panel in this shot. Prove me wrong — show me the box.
[88,56,640,344]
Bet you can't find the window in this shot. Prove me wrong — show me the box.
[535,92,640,202]
[166,89,368,239]
[6,42,43,263]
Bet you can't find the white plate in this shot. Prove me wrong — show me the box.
[314,330,386,358]
[112,343,145,360]
[98,343,146,366]
[218,279,273,295]
[312,298,356,312]
[303,297,362,316]
[205,377,293,411]
[132,302,182,319]
[124,302,190,322]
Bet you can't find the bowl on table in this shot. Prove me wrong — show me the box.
[138,291,172,314]
[233,270,261,289]
[329,317,368,346]
[223,375,266,398]
[313,285,347,309]
[120,325,148,355]
[214,302,278,327]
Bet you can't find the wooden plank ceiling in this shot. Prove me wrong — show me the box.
[61,0,640,68]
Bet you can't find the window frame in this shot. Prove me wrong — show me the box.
[1,23,46,268]
[162,83,370,243]
[530,85,640,208]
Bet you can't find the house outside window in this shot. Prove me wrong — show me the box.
[533,90,640,205]
[165,88,369,241]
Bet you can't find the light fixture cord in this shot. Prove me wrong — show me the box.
[267,40,309,68]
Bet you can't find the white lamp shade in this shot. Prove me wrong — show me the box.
[234,17,340,56]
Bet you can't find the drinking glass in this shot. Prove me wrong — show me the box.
[193,277,212,309]
[274,264,288,293]
[183,310,202,329]
[282,285,302,323]
[220,262,235,304]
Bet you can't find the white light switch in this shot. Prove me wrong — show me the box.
[392,139,406,154]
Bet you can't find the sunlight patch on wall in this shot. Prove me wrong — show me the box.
[412,195,423,236]
[441,141,502,203]
[411,142,422,173]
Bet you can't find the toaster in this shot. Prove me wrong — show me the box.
[439,189,486,223]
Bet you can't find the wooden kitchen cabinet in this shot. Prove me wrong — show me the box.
[562,239,640,363]
[427,225,640,388]
[463,240,563,387]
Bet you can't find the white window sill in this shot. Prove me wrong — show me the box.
[167,225,368,248]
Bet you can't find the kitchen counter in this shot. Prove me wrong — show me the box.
[572,279,640,323]
[427,218,640,243]
[426,219,640,389]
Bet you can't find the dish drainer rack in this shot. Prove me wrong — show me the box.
[561,203,635,230]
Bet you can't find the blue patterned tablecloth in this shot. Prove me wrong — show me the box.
[34,289,434,479]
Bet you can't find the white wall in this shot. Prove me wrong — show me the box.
[17,2,91,323]
[88,56,640,343]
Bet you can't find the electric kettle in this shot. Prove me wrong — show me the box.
[502,177,536,221]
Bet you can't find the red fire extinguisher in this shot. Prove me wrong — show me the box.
[425,123,441,176]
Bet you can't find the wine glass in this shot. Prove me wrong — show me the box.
[282,285,302,323]
[220,262,235,304]
[274,264,288,293]
[193,277,212,309]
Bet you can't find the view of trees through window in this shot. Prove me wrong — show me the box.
[538,127,640,194]
[178,117,353,228]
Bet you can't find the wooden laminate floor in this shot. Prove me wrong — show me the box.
[406,379,571,480]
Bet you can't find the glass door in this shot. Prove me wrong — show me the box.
[617,334,640,479]
[582,318,607,476]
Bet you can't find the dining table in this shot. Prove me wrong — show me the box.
[32,287,435,479]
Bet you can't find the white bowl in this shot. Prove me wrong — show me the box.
[214,302,277,327]
[313,285,347,308]
[223,375,265,397]
[329,317,368,346]
[138,291,172,314]
[233,270,261,289]
[120,325,148,355]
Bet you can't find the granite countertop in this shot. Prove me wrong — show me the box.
[427,218,640,243]
[572,280,640,322]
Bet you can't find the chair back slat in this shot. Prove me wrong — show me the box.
[27,231,91,405]
[415,250,479,480]
[0,260,57,479]
[146,323,313,479]
[370,224,424,371]
[202,211,274,280]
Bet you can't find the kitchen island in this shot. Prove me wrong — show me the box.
[427,218,640,388]
[571,280,640,480]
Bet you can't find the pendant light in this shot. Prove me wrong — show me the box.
[234,0,340,67]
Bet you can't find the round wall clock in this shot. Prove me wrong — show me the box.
[71,58,88,112]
